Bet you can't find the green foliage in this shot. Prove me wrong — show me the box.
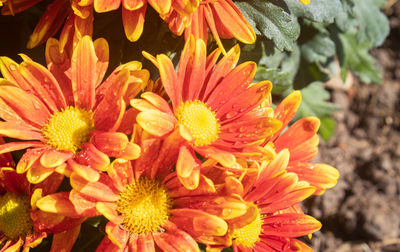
[238,0,389,140]
[296,82,339,140]
[236,1,300,51]
[337,32,382,84]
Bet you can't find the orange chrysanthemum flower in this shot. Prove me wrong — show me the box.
[132,37,282,189]
[0,36,146,183]
[267,91,340,195]
[164,0,311,52]
[0,139,83,252]
[226,149,321,251]
[36,129,252,251]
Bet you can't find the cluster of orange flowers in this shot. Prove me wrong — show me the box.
[0,0,338,251]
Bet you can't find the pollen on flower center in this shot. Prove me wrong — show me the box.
[175,100,220,146]
[0,192,32,240]
[232,206,263,248]
[116,177,173,235]
[42,106,94,153]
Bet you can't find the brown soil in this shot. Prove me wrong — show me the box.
[306,3,400,251]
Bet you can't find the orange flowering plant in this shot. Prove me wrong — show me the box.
[0,0,350,248]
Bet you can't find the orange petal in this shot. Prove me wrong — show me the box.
[116,142,141,160]
[210,0,255,43]
[26,0,71,48]
[105,221,129,248]
[40,149,73,168]
[70,173,119,202]
[204,44,241,101]
[36,192,81,218]
[69,159,100,182]
[272,90,302,141]
[94,0,121,12]
[153,221,199,252]
[94,69,129,131]
[27,161,55,184]
[176,145,198,178]
[123,0,144,10]
[0,167,29,195]
[0,121,43,140]
[274,117,320,152]
[178,36,207,101]
[71,36,97,110]
[18,61,67,112]
[97,202,124,224]
[96,236,122,251]
[69,189,99,217]
[108,158,134,191]
[91,131,129,153]
[262,213,321,237]
[156,54,180,108]
[93,38,110,86]
[16,148,45,174]
[206,62,256,112]
[141,92,174,115]
[170,208,228,236]
[0,56,31,90]
[136,110,175,137]
[51,225,81,252]
[216,81,272,122]
[148,0,171,15]
[76,143,110,172]
[288,162,340,195]
[122,5,146,42]
[0,81,51,128]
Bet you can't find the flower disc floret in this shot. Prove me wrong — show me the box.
[0,192,32,240]
[175,100,220,146]
[232,206,263,248]
[116,177,173,235]
[42,106,94,153]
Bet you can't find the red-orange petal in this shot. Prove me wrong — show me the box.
[148,0,171,15]
[105,221,129,248]
[262,213,321,237]
[26,0,71,49]
[122,5,146,42]
[40,149,73,168]
[210,0,256,43]
[50,225,81,252]
[71,36,97,110]
[153,221,199,252]
[94,0,121,12]
[287,162,340,195]
[70,173,119,202]
[271,91,302,141]
[156,54,180,108]
[136,110,175,137]
[36,192,81,218]
[0,81,51,128]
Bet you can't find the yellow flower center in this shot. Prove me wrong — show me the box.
[175,100,220,146]
[232,207,263,248]
[116,177,172,235]
[0,192,32,240]
[42,106,94,153]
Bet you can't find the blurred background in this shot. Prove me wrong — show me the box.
[307,2,400,251]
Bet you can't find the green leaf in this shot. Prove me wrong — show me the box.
[236,1,300,51]
[337,32,382,84]
[319,117,336,141]
[284,0,343,23]
[301,34,336,64]
[297,82,339,119]
[248,41,300,94]
[336,0,389,47]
